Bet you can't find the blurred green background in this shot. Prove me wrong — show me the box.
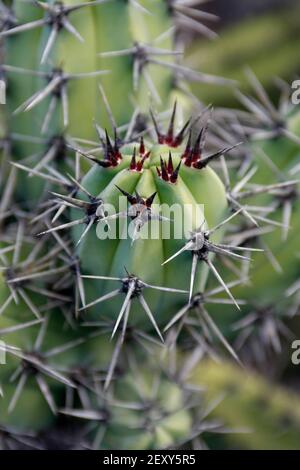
[186,0,300,106]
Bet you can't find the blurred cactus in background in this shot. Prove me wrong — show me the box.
[0,0,300,450]
[187,2,300,106]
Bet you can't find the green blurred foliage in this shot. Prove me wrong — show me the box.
[187,5,300,106]
[192,360,300,450]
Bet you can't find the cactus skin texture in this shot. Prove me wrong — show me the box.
[1,0,300,451]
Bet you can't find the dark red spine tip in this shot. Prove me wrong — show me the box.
[167,152,174,174]
[130,148,137,170]
[170,161,181,183]
[139,137,145,155]
[160,157,169,181]
[136,155,147,172]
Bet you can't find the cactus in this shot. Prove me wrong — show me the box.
[0,0,300,450]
